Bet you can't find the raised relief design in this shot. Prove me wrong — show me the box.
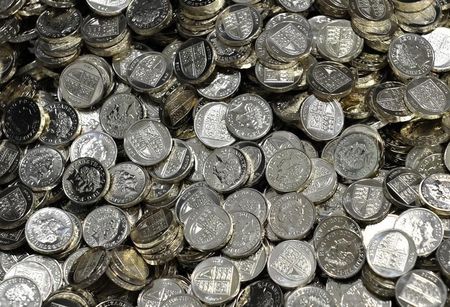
[179,42,207,79]
[222,8,254,40]
[271,23,307,55]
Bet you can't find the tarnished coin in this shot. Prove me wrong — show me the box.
[86,0,130,16]
[70,131,117,169]
[105,162,150,208]
[223,188,268,223]
[191,257,240,305]
[235,279,283,307]
[124,119,173,166]
[161,294,203,307]
[267,240,316,288]
[419,173,450,216]
[137,278,185,307]
[343,179,391,224]
[299,95,344,141]
[2,97,47,144]
[197,69,240,100]
[395,270,447,307]
[302,158,338,203]
[0,140,20,184]
[286,286,335,307]
[268,193,316,240]
[215,4,262,46]
[25,207,74,254]
[62,157,110,205]
[266,148,312,193]
[222,211,262,258]
[394,208,444,256]
[404,76,450,119]
[225,93,272,141]
[184,205,233,251]
[317,19,363,62]
[19,146,65,191]
[313,215,361,248]
[306,61,355,101]
[367,229,417,279]
[40,102,80,146]
[99,93,145,139]
[203,146,248,193]
[422,27,450,72]
[83,205,130,249]
[228,244,267,282]
[388,33,435,80]
[194,102,236,148]
[341,280,391,307]
[0,277,41,307]
[316,229,365,279]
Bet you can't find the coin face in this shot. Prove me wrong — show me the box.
[223,188,268,223]
[313,215,361,248]
[40,102,80,146]
[161,294,203,307]
[197,69,241,100]
[86,0,130,15]
[368,81,413,122]
[62,157,110,205]
[0,277,41,307]
[300,95,344,141]
[268,193,315,240]
[184,205,232,251]
[316,229,365,279]
[260,130,304,161]
[286,286,335,307]
[194,102,236,148]
[25,208,74,254]
[341,280,391,307]
[186,137,212,182]
[235,279,283,307]
[19,146,65,191]
[137,278,185,307]
[126,0,172,35]
[302,158,338,203]
[395,270,447,307]
[228,244,267,282]
[267,240,316,288]
[203,146,248,192]
[124,119,173,166]
[36,8,82,40]
[266,148,312,192]
[367,229,417,279]
[388,34,434,79]
[394,208,444,256]
[70,131,117,169]
[225,94,272,141]
[191,257,240,305]
[81,14,127,47]
[207,30,252,66]
[419,173,450,216]
[422,27,450,72]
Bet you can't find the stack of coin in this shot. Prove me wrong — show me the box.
[126,0,173,37]
[177,0,224,38]
[35,9,83,68]
[131,208,184,265]
[81,14,131,58]
[315,0,348,17]
[394,0,444,33]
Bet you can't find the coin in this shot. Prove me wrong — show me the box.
[341,280,391,307]
[302,158,338,203]
[0,277,41,307]
[286,286,335,307]
[235,279,283,307]
[223,188,268,223]
[267,240,316,288]
[137,278,184,307]
[161,294,203,307]
[227,244,267,282]
[40,102,80,146]
[197,69,241,100]
[313,215,361,248]
[86,0,130,16]
[419,173,450,216]
[126,0,172,36]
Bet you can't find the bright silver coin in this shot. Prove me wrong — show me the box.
[0,277,41,307]
[302,158,338,203]
[223,188,268,223]
[70,131,117,169]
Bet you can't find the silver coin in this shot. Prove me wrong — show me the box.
[112,43,151,82]
[175,182,222,224]
[83,205,130,249]
[394,208,444,256]
[62,157,110,205]
[191,257,240,305]
[25,207,74,254]
[437,239,450,275]
[70,131,117,169]
[5,261,53,300]
[150,139,194,183]
[137,278,185,307]
[233,141,266,186]
[194,102,236,148]
[161,294,203,307]
[406,145,443,170]
[62,247,89,285]
[222,211,263,258]
[315,183,347,219]
[278,0,313,12]
[259,130,303,161]
[388,33,434,79]
[255,30,294,69]
[404,76,450,119]
[223,188,268,223]
[184,205,233,251]
[81,14,127,47]
[383,167,423,209]
[268,192,316,240]
[286,286,335,307]
[0,277,41,307]
[313,215,361,249]
[23,255,63,291]
[207,30,252,67]
[341,280,391,307]
[86,0,130,16]
[302,158,338,203]
[225,93,272,141]
[203,146,248,193]
[0,184,34,230]
[197,69,241,100]
[254,62,303,93]
[445,143,450,172]
[334,132,381,180]
[124,119,173,166]
[326,279,357,307]
[39,102,80,146]
[266,12,311,31]
[395,270,447,307]
[368,81,413,122]
[267,240,316,288]
[316,229,365,279]
[186,137,212,182]
[266,148,312,192]
[77,106,102,133]
[126,0,172,36]
[99,93,145,139]
[419,173,450,216]
[362,213,398,248]
[299,95,344,141]
[343,179,391,223]
[105,162,150,208]
[316,19,363,62]
[422,27,450,72]
[18,146,65,191]
[367,229,417,279]
[227,244,267,282]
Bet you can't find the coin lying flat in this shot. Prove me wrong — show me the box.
[286,286,335,307]
[70,131,117,169]
[0,277,42,307]
[137,278,185,307]
[228,244,267,282]
[419,173,450,216]
[40,102,80,146]
[223,188,268,223]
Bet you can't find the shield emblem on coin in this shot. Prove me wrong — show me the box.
[179,42,207,79]
[222,8,253,40]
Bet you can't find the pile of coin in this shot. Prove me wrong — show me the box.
[3,0,450,306]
